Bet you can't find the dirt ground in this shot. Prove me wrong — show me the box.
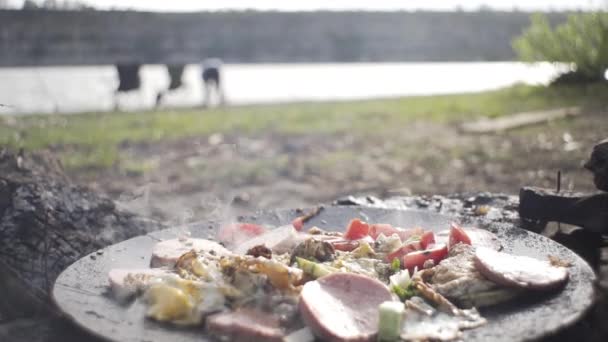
[69,108,607,223]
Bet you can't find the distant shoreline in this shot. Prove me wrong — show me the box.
[0,10,569,67]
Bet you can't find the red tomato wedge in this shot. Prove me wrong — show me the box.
[291,216,305,231]
[386,241,422,263]
[448,223,472,249]
[402,243,448,274]
[397,227,425,242]
[368,223,396,240]
[420,231,435,249]
[237,223,266,235]
[399,227,424,242]
[217,222,267,245]
[344,219,370,240]
[368,223,424,242]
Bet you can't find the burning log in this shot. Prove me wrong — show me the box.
[0,149,165,321]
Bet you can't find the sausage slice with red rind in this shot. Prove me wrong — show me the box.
[206,308,285,342]
[474,247,569,290]
[299,273,393,342]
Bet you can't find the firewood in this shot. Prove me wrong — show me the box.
[519,187,608,234]
[460,107,581,133]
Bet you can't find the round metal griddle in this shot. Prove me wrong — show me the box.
[53,207,596,342]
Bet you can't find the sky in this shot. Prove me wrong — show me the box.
[6,0,606,12]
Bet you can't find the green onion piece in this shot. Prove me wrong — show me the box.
[391,283,417,302]
[295,257,338,279]
[391,258,401,273]
[377,301,404,341]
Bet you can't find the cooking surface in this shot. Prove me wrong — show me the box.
[53,206,596,342]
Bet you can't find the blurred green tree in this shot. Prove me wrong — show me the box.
[513,12,608,83]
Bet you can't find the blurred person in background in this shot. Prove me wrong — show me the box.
[201,58,225,107]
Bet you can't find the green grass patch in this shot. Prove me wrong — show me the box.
[59,146,119,170]
[193,155,290,186]
[1,83,606,170]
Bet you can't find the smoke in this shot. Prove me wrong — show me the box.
[112,141,258,241]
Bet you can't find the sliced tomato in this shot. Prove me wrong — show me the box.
[385,241,422,263]
[448,222,472,249]
[402,243,448,274]
[217,222,267,245]
[396,227,425,242]
[330,240,360,252]
[368,223,397,240]
[420,231,435,249]
[238,223,266,235]
[344,218,370,240]
[291,216,305,231]
[368,224,425,242]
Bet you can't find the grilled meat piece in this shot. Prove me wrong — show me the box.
[246,244,272,259]
[290,238,335,263]
[429,244,520,307]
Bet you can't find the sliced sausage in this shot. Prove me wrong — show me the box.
[233,225,300,255]
[299,273,393,342]
[463,227,502,251]
[474,247,569,290]
[217,223,267,246]
[150,238,231,268]
[206,308,285,342]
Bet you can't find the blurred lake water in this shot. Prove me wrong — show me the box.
[0,62,565,115]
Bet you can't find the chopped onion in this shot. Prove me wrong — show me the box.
[389,269,411,288]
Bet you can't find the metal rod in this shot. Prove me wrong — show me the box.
[556,170,561,232]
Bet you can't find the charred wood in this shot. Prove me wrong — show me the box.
[0,149,165,321]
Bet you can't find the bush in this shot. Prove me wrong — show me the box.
[513,13,608,83]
